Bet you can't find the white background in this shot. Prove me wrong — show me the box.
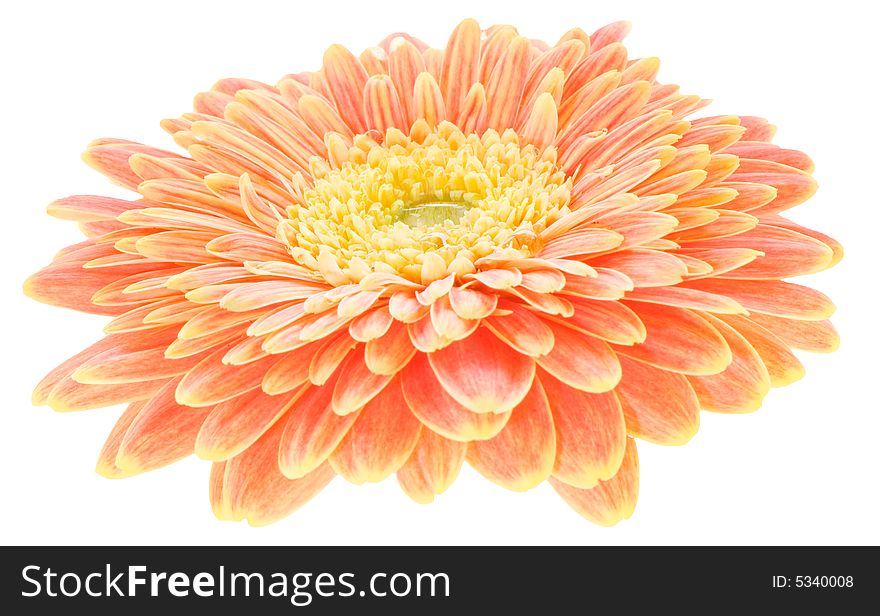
[1,0,877,546]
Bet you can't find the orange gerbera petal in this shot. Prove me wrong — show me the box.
[329,378,422,483]
[550,436,639,526]
[218,420,336,526]
[26,18,840,527]
[467,379,556,490]
[541,371,626,489]
[615,356,700,445]
[397,429,467,504]
[428,326,535,414]
[116,377,213,474]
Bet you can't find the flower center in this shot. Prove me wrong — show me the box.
[278,122,572,283]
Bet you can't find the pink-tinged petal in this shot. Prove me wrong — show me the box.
[672,209,758,242]
[23,255,158,316]
[175,345,280,407]
[208,461,231,520]
[715,181,778,212]
[134,230,220,264]
[403,313,437,350]
[746,313,840,353]
[623,287,746,314]
[196,386,303,461]
[448,286,497,320]
[416,274,457,304]
[759,216,843,267]
[364,74,406,133]
[46,377,167,413]
[563,298,646,346]
[563,43,627,99]
[397,429,467,504]
[331,346,393,415]
[33,327,179,405]
[730,159,817,214]
[430,295,479,340]
[616,356,700,445]
[220,420,335,526]
[723,142,814,173]
[681,279,835,320]
[519,92,558,150]
[388,38,425,126]
[178,305,262,340]
[457,82,488,134]
[261,344,320,395]
[428,326,535,414]
[165,327,246,360]
[561,268,633,300]
[541,371,626,489]
[687,314,771,413]
[510,287,574,317]
[550,436,639,526]
[484,36,531,130]
[365,319,417,375]
[484,303,555,357]
[716,314,804,387]
[615,304,732,375]
[558,81,652,150]
[518,269,566,294]
[440,18,481,121]
[116,377,212,474]
[536,320,621,393]
[47,195,138,222]
[349,305,394,342]
[237,174,284,235]
[590,20,632,49]
[308,332,357,385]
[471,267,523,289]
[479,25,520,83]
[691,225,833,279]
[467,380,556,491]
[322,44,369,132]
[297,94,353,139]
[82,139,179,190]
[737,116,776,141]
[96,402,145,479]
[73,346,203,384]
[413,72,446,127]
[401,353,511,441]
[278,374,360,479]
[330,378,422,484]
[589,249,688,287]
[520,41,584,115]
[672,247,762,278]
[389,290,430,322]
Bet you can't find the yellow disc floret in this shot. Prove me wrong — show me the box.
[278,121,572,284]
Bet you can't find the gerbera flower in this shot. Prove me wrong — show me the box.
[24,19,841,526]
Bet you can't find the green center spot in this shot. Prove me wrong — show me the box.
[398,202,469,227]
